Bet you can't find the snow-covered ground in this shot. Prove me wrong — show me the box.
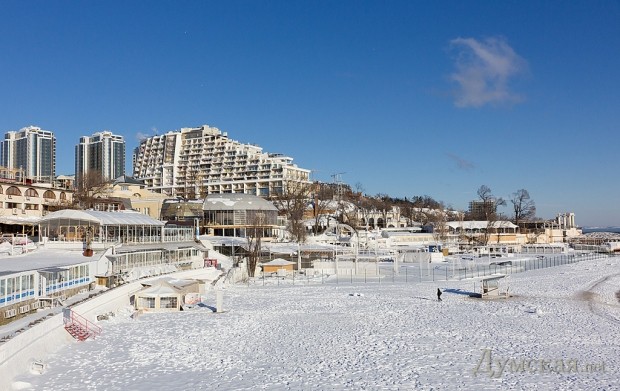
[13,257,620,390]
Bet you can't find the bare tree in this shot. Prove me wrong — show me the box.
[455,210,477,250]
[271,180,312,243]
[355,194,374,230]
[407,195,445,226]
[198,172,209,199]
[475,185,506,245]
[510,189,536,227]
[475,185,503,220]
[427,204,449,246]
[73,171,112,209]
[311,183,336,235]
[245,212,266,277]
[336,193,362,231]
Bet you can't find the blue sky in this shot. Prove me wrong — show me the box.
[1,1,619,227]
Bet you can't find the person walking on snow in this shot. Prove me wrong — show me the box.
[437,288,442,301]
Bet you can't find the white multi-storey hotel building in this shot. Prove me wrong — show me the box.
[133,125,310,198]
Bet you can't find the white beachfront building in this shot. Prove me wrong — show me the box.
[132,125,310,198]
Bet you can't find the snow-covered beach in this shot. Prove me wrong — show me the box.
[13,256,620,390]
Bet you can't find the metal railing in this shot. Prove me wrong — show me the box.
[63,309,102,338]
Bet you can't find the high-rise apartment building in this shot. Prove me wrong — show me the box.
[133,125,310,198]
[0,126,56,183]
[75,131,126,185]
[468,199,498,220]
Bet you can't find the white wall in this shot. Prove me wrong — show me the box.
[312,260,380,276]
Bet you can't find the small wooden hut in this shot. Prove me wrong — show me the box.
[261,258,296,274]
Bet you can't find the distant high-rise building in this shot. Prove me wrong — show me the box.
[0,126,56,183]
[133,125,310,198]
[468,199,497,220]
[75,131,126,185]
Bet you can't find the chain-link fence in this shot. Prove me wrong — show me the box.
[240,252,612,287]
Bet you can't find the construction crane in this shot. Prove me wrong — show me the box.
[308,169,321,182]
[331,172,346,200]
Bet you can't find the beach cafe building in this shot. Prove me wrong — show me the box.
[37,209,194,245]
[36,210,204,287]
[0,210,206,325]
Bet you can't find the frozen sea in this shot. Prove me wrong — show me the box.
[13,256,620,391]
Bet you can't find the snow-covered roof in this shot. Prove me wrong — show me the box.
[0,215,41,226]
[203,193,277,211]
[262,241,336,254]
[38,210,165,226]
[137,280,182,297]
[381,231,427,238]
[163,199,204,205]
[38,209,100,224]
[261,258,296,266]
[112,241,207,254]
[0,248,96,274]
[446,221,518,230]
[113,175,145,186]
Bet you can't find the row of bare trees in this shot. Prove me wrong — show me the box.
[468,185,536,224]
[270,180,539,246]
[270,181,451,242]
[456,185,538,246]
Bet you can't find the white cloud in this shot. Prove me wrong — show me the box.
[449,36,527,108]
[136,127,158,141]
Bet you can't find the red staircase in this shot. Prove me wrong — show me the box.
[63,309,102,341]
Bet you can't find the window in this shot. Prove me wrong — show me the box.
[60,192,67,200]
[160,297,178,309]
[25,188,39,197]
[6,186,21,196]
[139,297,155,308]
[43,190,56,200]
